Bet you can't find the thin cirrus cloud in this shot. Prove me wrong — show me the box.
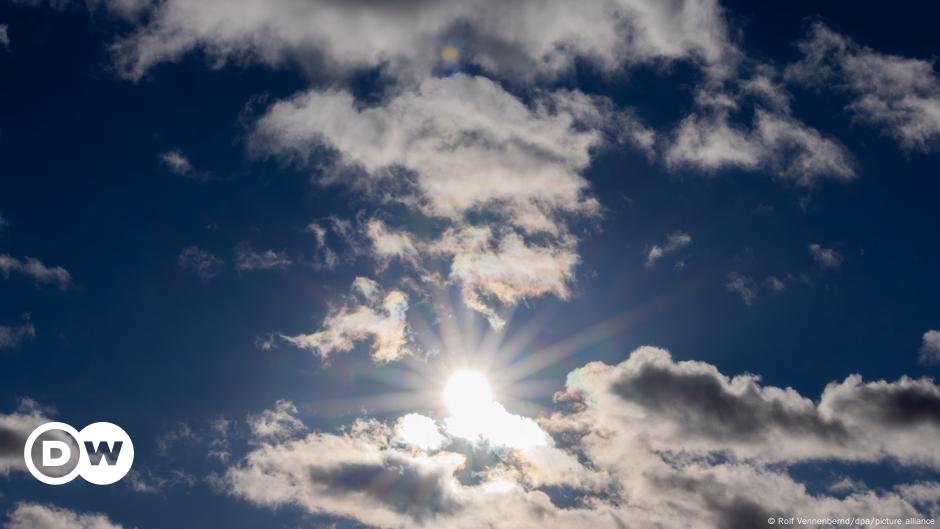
[787,23,940,152]
[220,346,940,529]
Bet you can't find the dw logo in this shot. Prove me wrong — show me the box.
[23,422,134,485]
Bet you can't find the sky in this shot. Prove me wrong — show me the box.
[1,0,940,528]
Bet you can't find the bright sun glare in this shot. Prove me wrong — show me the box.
[443,370,493,417]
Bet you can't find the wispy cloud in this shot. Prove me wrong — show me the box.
[809,243,842,270]
[0,320,36,350]
[159,149,206,181]
[788,23,940,152]
[726,271,759,306]
[177,246,223,280]
[645,231,692,268]
[5,502,133,529]
[282,278,412,362]
[0,254,72,289]
[920,330,940,365]
[233,243,291,272]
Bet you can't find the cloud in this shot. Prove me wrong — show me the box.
[233,243,291,272]
[766,275,786,292]
[429,226,578,329]
[221,347,940,529]
[159,149,193,174]
[307,222,339,270]
[282,278,412,362]
[0,255,72,290]
[365,219,420,270]
[247,400,306,443]
[809,243,842,270]
[666,93,855,186]
[393,413,446,452]
[0,320,36,350]
[0,25,9,51]
[110,0,733,81]
[645,231,691,268]
[155,421,196,456]
[726,272,758,306]
[177,245,223,280]
[920,330,940,365]
[252,75,603,235]
[4,503,132,529]
[126,468,196,494]
[788,23,940,151]
[0,399,53,476]
[562,347,940,466]
[253,75,615,326]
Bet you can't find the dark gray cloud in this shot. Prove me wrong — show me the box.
[611,360,849,443]
[309,453,461,520]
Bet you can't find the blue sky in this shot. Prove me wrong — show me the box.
[1,1,940,528]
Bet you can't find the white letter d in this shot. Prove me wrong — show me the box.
[42,440,70,467]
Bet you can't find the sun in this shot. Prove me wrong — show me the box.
[443,370,493,417]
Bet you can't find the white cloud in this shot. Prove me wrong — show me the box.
[253,75,611,327]
[365,219,420,270]
[0,25,9,51]
[920,330,940,366]
[0,399,52,476]
[159,149,192,174]
[282,278,412,362]
[667,103,854,186]
[725,272,758,306]
[110,0,733,82]
[645,231,691,268]
[393,413,446,452]
[247,400,306,443]
[234,243,291,272]
[788,23,940,151]
[252,75,603,235]
[222,347,940,529]
[4,503,132,529]
[177,245,223,280]
[0,255,72,289]
[809,243,842,270]
[429,227,578,329]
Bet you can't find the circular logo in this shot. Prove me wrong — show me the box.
[23,421,134,485]
[23,422,84,485]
